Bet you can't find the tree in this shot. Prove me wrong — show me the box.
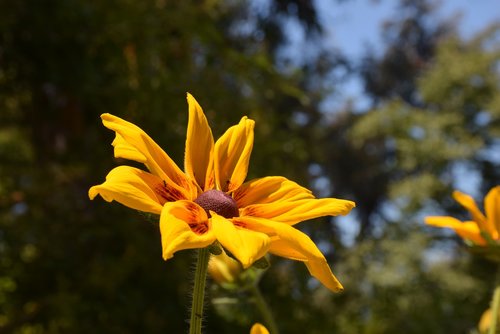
[0,0,342,332]
[318,2,500,331]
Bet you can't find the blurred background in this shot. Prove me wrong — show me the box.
[1,0,499,333]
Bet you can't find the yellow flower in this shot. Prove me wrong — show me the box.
[89,93,355,292]
[250,323,269,334]
[425,186,500,245]
[478,307,498,334]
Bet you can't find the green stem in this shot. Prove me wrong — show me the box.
[488,265,500,334]
[189,248,210,334]
[250,284,280,334]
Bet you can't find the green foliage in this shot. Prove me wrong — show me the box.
[317,1,500,332]
[350,25,500,214]
[334,229,491,334]
[0,0,329,332]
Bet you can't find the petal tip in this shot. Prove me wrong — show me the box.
[239,116,254,127]
[346,200,356,210]
[452,190,467,201]
[100,113,114,121]
[88,186,98,200]
[186,93,201,108]
[333,285,344,293]
[337,199,356,215]
[162,251,174,261]
[487,185,500,197]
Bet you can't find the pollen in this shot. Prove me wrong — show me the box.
[194,190,239,219]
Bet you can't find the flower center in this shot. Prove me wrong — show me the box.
[194,190,239,219]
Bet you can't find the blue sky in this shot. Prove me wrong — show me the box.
[309,0,500,244]
[314,0,500,110]
[317,0,500,57]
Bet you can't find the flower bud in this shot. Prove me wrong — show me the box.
[250,323,269,334]
[208,250,243,284]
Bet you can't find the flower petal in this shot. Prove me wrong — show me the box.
[210,212,269,268]
[239,216,343,292]
[266,237,308,261]
[485,186,500,238]
[160,200,216,260]
[101,113,193,199]
[425,216,486,245]
[233,176,314,208]
[250,323,270,334]
[184,93,215,192]
[88,166,165,214]
[214,117,255,192]
[241,198,355,225]
[453,190,490,232]
[111,133,147,164]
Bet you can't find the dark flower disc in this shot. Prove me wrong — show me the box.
[194,190,239,218]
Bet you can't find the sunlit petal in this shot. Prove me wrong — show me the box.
[214,117,254,192]
[242,198,355,225]
[240,216,343,292]
[233,176,313,208]
[303,260,343,292]
[101,113,193,199]
[267,238,308,261]
[210,212,269,268]
[88,166,164,214]
[453,190,491,233]
[184,93,215,192]
[425,216,486,245]
[485,186,500,238]
[160,201,216,260]
[250,323,270,334]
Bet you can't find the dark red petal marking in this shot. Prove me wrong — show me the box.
[232,188,246,204]
[231,219,247,228]
[188,222,209,235]
[241,206,258,216]
[155,181,186,203]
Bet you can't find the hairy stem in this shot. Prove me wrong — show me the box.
[189,248,210,334]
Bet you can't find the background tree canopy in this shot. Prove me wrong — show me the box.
[0,0,499,333]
